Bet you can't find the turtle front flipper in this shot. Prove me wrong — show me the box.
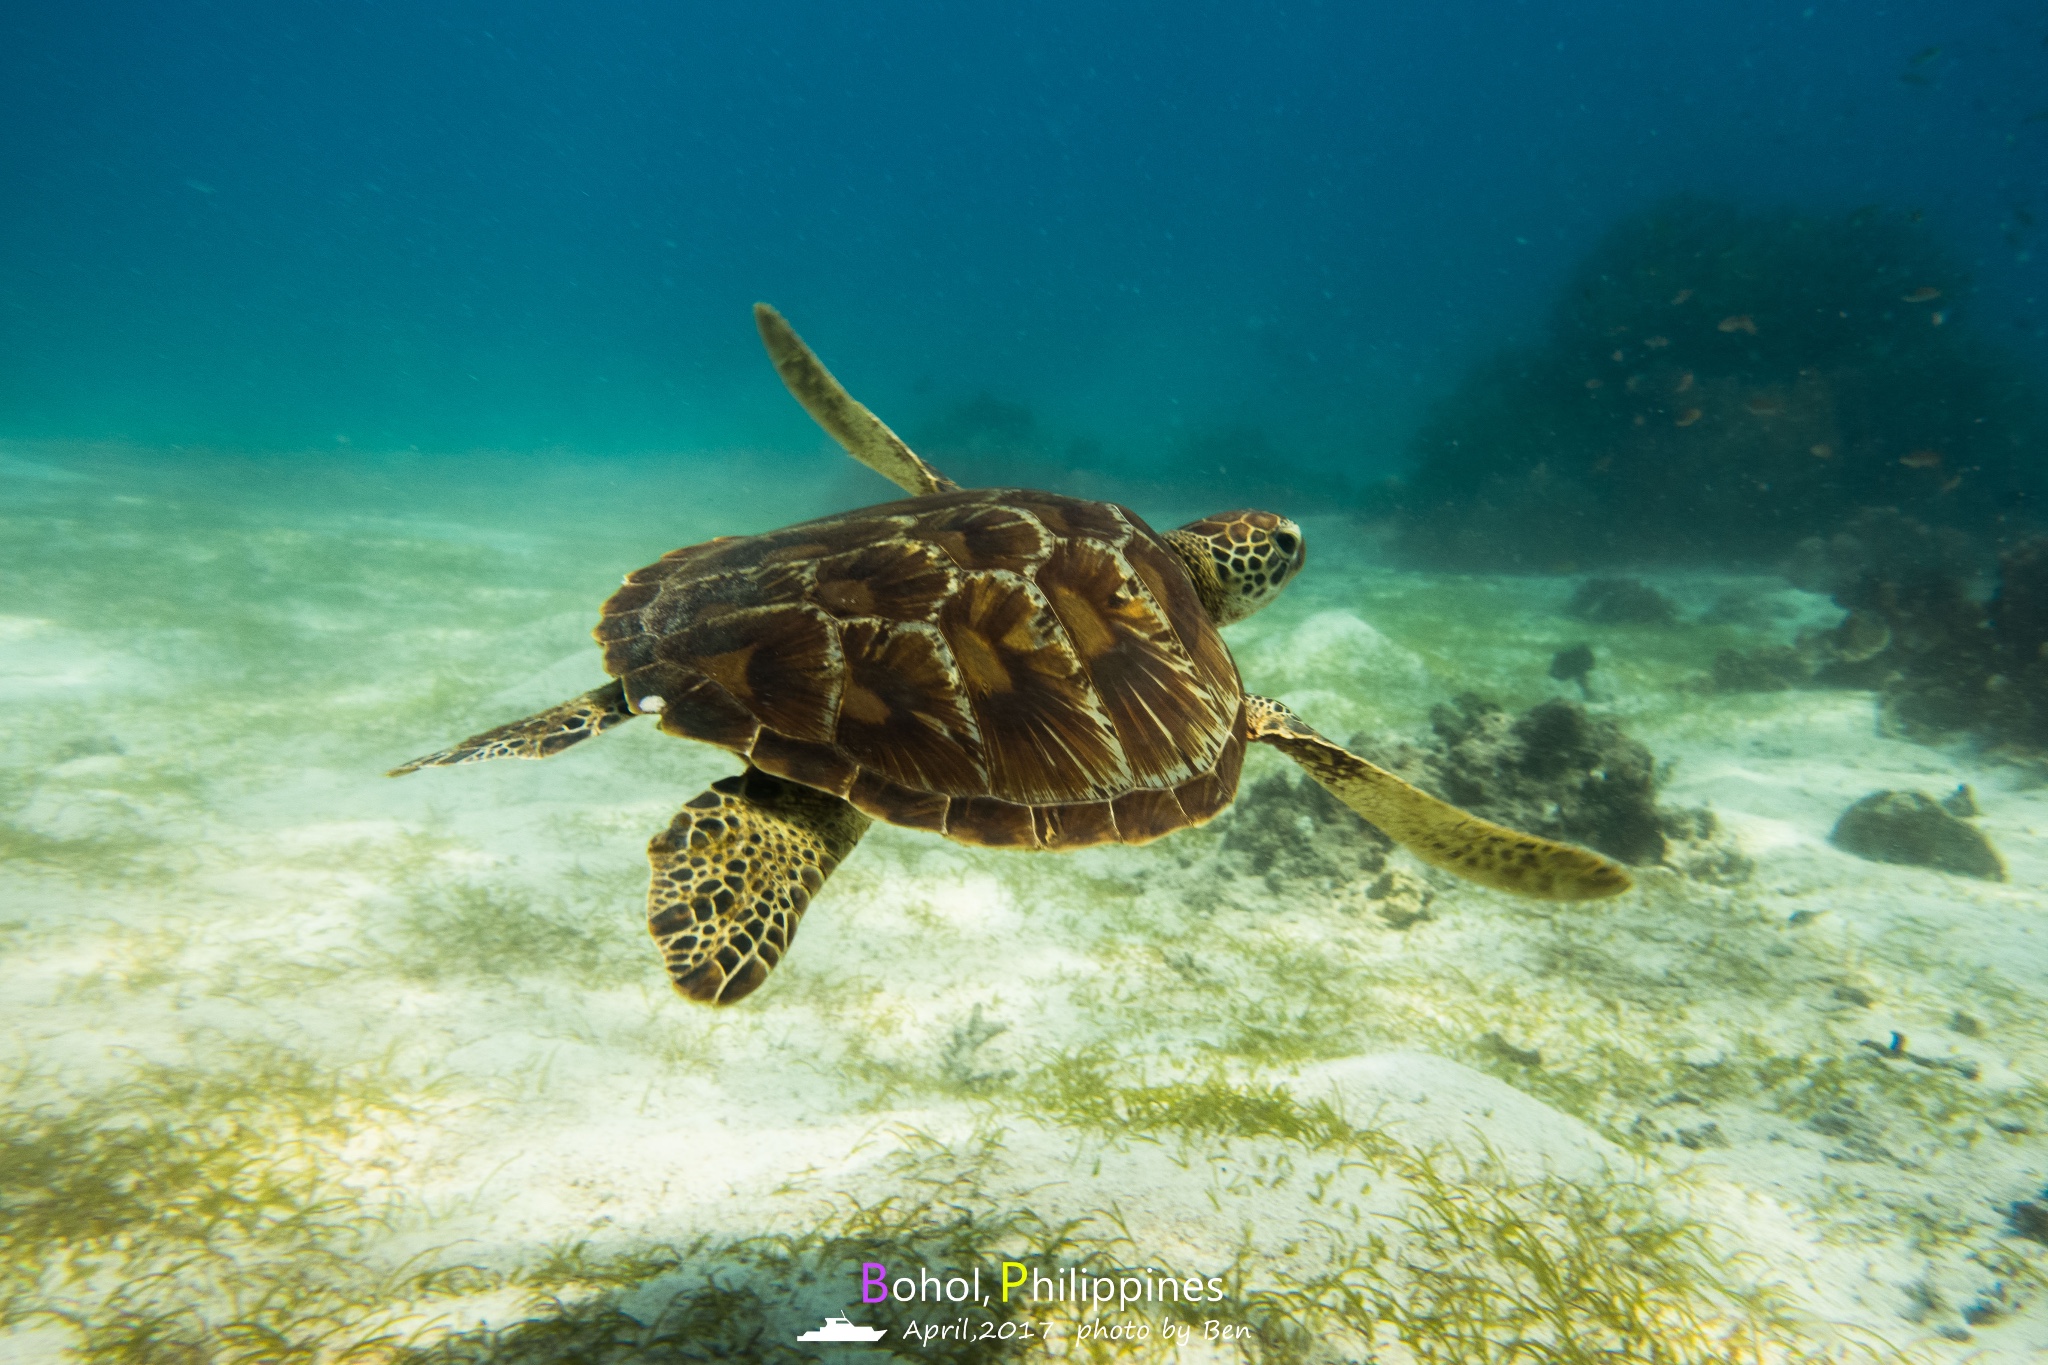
[387,681,637,776]
[648,768,871,1005]
[1243,695,1631,901]
[754,303,961,498]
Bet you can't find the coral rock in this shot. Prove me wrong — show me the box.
[1828,790,2005,881]
[1217,769,1392,891]
[1368,695,1670,866]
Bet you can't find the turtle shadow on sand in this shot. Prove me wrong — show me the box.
[390,307,1631,1006]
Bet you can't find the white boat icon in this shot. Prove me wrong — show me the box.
[796,1316,889,1342]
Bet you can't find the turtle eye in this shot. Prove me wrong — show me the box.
[1274,531,1299,556]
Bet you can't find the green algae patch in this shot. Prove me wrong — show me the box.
[0,1042,491,1364]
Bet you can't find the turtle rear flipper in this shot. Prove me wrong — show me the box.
[648,768,870,1005]
[387,681,637,776]
[1244,695,1631,901]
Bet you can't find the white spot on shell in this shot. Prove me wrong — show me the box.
[638,695,666,713]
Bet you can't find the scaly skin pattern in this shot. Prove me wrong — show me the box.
[387,681,637,775]
[1243,695,1633,902]
[1164,511,1306,625]
[645,768,871,1005]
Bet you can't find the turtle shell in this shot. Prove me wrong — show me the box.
[594,488,1247,849]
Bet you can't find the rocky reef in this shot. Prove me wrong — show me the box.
[1218,768,1393,892]
[1829,789,2005,881]
[1381,197,2047,570]
[1714,509,2048,753]
[1362,694,1747,882]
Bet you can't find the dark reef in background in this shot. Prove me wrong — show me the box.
[1715,510,2048,753]
[1382,197,2047,570]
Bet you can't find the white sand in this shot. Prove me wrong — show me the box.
[3,442,2046,1361]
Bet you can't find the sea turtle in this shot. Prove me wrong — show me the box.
[391,306,1630,1004]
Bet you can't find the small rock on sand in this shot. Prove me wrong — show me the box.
[1829,790,2005,881]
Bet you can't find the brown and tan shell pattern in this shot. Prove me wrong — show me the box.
[595,489,1247,849]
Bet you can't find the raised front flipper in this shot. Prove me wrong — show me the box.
[387,681,637,776]
[1245,695,1631,901]
[754,303,960,498]
[647,767,871,1005]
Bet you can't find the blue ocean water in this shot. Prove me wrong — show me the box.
[8,3,2048,1360]
[4,1,2042,478]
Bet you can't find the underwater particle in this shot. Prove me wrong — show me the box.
[1609,349,1625,363]
[1674,408,1703,427]
[1644,335,1670,349]
[1899,449,1943,469]
[1810,443,1834,458]
[1675,371,1695,393]
[1718,314,1758,334]
[1671,288,1694,304]
[1930,309,1947,325]
[2009,1198,2048,1244]
[1567,577,1678,626]
[1480,1031,1541,1067]
[1585,377,1604,390]
[1745,392,1784,416]
[1549,642,1596,697]
[1829,790,2006,880]
[1939,473,1961,492]
[637,694,666,713]
[1674,1121,1727,1150]
[1903,286,1942,303]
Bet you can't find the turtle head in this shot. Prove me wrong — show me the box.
[1164,510,1306,626]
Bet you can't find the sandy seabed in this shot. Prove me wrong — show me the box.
[4,440,2048,1363]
